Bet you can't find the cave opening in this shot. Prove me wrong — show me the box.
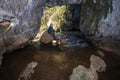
[34,4,84,47]
[39,4,81,33]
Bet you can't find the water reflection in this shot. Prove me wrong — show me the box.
[0,44,120,80]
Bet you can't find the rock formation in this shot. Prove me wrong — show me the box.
[18,62,38,80]
[0,0,84,66]
[0,0,46,66]
[40,30,54,44]
[0,0,120,66]
[69,55,106,80]
[80,0,120,54]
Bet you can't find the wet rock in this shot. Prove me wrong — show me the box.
[0,0,119,67]
[69,65,98,80]
[90,55,106,72]
[40,31,54,44]
[55,32,88,48]
[97,50,105,57]
[40,31,88,48]
[0,0,45,67]
[18,62,38,80]
[69,55,106,80]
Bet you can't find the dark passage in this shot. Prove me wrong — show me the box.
[0,45,120,80]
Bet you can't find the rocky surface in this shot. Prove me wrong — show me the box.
[60,4,81,31]
[90,55,106,72]
[47,0,120,54]
[0,0,46,66]
[39,31,88,48]
[97,50,105,57]
[0,0,120,66]
[95,0,120,53]
[18,62,38,80]
[80,0,120,54]
[55,32,88,48]
[69,55,106,80]
[69,65,98,80]
[0,0,84,66]
[40,30,54,44]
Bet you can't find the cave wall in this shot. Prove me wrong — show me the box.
[61,4,81,31]
[0,0,47,65]
[0,0,120,66]
[0,0,85,66]
[80,0,120,54]
[0,0,84,54]
[96,0,120,53]
[46,0,120,54]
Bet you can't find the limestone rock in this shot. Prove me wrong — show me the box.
[0,0,119,67]
[0,0,45,67]
[69,65,98,80]
[0,21,11,33]
[18,62,38,80]
[97,50,105,57]
[40,31,54,44]
[80,0,120,54]
[55,32,88,48]
[69,55,106,80]
[90,55,106,72]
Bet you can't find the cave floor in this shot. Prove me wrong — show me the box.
[0,44,120,80]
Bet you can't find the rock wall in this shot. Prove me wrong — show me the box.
[0,0,120,66]
[47,0,120,54]
[61,4,81,31]
[96,0,120,53]
[0,0,47,65]
[79,0,120,54]
[0,0,84,54]
[0,0,84,66]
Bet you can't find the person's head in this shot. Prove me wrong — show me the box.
[50,23,53,26]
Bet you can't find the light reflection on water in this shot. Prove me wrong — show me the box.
[0,45,120,80]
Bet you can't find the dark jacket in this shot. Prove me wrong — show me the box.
[48,26,55,34]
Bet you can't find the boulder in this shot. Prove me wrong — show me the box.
[97,50,105,57]
[18,62,38,80]
[69,65,98,80]
[90,55,106,72]
[69,55,106,80]
[40,31,54,44]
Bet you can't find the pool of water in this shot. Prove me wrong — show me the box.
[0,44,120,80]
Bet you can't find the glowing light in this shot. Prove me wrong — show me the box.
[10,22,14,27]
[47,18,52,27]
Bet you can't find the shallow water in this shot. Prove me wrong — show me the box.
[0,44,120,80]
